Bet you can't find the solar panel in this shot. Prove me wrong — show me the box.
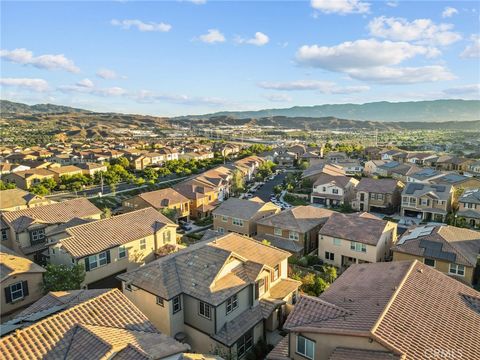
[397,226,434,244]
[431,185,446,192]
[419,239,456,263]
[405,183,424,195]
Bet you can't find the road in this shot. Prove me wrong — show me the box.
[252,172,287,202]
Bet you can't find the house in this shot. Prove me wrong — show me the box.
[1,198,102,262]
[467,160,480,176]
[0,163,30,175]
[457,188,480,228]
[123,188,190,222]
[118,233,300,357]
[376,161,419,181]
[76,162,107,176]
[0,289,190,359]
[0,189,55,212]
[255,206,333,255]
[363,159,386,176]
[276,150,296,167]
[267,260,480,360]
[392,225,480,285]
[194,166,233,201]
[324,151,348,164]
[333,160,363,176]
[406,167,444,183]
[48,207,178,288]
[181,151,215,160]
[1,245,46,316]
[2,169,55,190]
[363,146,382,160]
[310,170,358,207]
[435,155,474,172]
[47,165,83,181]
[212,197,280,236]
[234,156,265,181]
[174,180,219,219]
[351,178,403,214]
[430,173,480,190]
[158,147,180,161]
[318,212,397,269]
[405,152,436,166]
[401,183,453,222]
[302,163,344,183]
[130,155,152,170]
[380,149,406,162]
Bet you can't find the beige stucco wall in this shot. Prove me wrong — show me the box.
[1,272,45,316]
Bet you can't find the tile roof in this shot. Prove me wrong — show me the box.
[212,306,264,346]
[0,189,45,209]
[59,207,176,258]
[254,233,304,254]
[266,336,290,360]
[328,348,400,360]
[459,188,480,204]
[48,165,82,175]
[355,178,402,194]
[0,245,46,281]
[0,289,189,360]
[402,183,452,200]
[319,212,391,246]
[268,278,301,300]
[137,188,190,209]
[2,198,102,233]
[312,172,353,188]
[213,197,278,220]
[256,206,334,233]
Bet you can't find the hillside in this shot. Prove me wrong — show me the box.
[0,100,91,114]
[177,99,480,122]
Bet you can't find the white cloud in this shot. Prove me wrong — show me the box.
[460,35,480,58]
[58,81,127,97]
[443,84,480,96]
[263,93,292,102]
[111,19,172,32]
[77,78,95,88]
[258,79,369,94]
[368,16,462,46]
[198,29,225,43]
[236,32,269,46]
[96,68,119,80]
[133,89,228,106]
[187,0,206,4]
[0,78,49,92]
[442,7,458,18]
[386,1,398,8]
[347,65,455,84]
[0,48,79,73]
[311,0,370,14]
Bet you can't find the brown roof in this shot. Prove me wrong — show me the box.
[48,165,82,175]
[137,188,189,209]
[284,260,480,360]
[328,348,400,360]
[212,197,279,220]
[2,198,102,233]
[266,336,290,360]
[319,212,391,246]
[7,168,54,178]
[60,207,176,258]
[355,178,402,194]
[256,206,334,233]
[0,188,46,210]
[0,289,189,360]
[312,172,353,188]
[0,245,46,281]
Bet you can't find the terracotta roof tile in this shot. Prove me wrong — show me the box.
[328,348,400,360]
[0,245,45,281]
[137,188,189,209]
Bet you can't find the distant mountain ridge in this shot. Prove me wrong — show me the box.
[0,100,92,114]
[177,99,480,123]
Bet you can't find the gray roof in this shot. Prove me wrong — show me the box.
[212,197,277,220]
[256,206,334,233]
[459,189,480,204]
[402,183,452,200]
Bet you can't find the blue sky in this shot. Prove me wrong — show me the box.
[1,0,479,116]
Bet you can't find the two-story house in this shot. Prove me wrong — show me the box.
[212,197,280,236]
[318,212,397,270]
[118,233,301,358]
[1,245,46,316]
[457,188,480,228]
[310,172,358,207]
[392,225,480,286]
[401,183,453,222]
[267,260,480,360]
[1,198,102,263]
[174,180,219,219]
[48,207,178,288]
[351,178,404,214]
[362,159,386,176]
[3,169,56,190]
[255,206,334,255]
[47,165,83,181]
[0,189,55,212]
[123,188,190,222]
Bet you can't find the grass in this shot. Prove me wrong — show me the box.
[283,193,309,206]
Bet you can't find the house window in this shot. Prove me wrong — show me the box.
[30,228,45,245]
[296,335,315,360]
[350,242,366,253]
[98,251,108,266]
[119,246,127,259]
[236,329,253,358]
[424,258,436,267]
[199,301,211,319]
[140,238,146,250]
[9,282,25,302]
[156,296,164,306]
[226,294,238,314]
[163,231,171,244]
[333,238,341,246]
[1,229,8,241]
[322,187,326,192]
[274,228,282,236]
[325,251,334,261]
[88,254,98,270]
[256,278,266,298]
[172,296,182,314]
[222,216,228,222]
[273,264,280,281]
[449,264,465,276]
[233,218,244,226]
[289,231,299,241]
[218,227,225,234]
[332,188,339,194]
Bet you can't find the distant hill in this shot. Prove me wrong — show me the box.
[177,100,480,122]
[0,100,92,114]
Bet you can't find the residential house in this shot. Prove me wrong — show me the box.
[255,206,333,255]
[380,149,406,162]
[194,166,233,201]
[76,162,108,176]
[181,151,215,160]
[406,167,444,183]
[377,162,419,182]
[351,178,403,214]
[430,173,480,190]
[0,288,190,359]
[363,159,386,176]
[325,152,348,164]
[302,163,344,183]
[118,233,300,357]
[318,212,397,269]
[310,170,358,207]
[276,150,296,167]
[457,188,480,228]
[401,183,453,222]
[123,188,190,222]
[47,165,83,181]
[267,260,480,360]
[212,197,280,236]
[3,169,55,190]
[48,207,178,288]
[363,146,382,160]
[333,160,363,176]
[0,163,30,175]
[174,180,219,219]
[1,198,102,262]
[467,160,480,176]
[131,154,152,170]
[435,155,474,172]
[234,156,265,181]
[392,225,480,285]
[1,245,46,316]
[405,152,436,166]
[0,189,55,212]
[158,147,180,161]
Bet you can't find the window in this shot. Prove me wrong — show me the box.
[10,282,24,302]
[30,228,45,245]
[333,238,341,246]
[332,188,339,194]
[173,296,181,314]
[218,227,224,234]
[233,218,244,226]
[273,264,280,281]
[350,242,366,253]
[274,228,282,236]
[88,254,98,270]
[289,231,299,241]
[140,238,146,250]
[226,294,238,314]
[51,248,55,255]
[424,258,436,267]
[119,246,127,259]
[1,229,8,242]
[98,251,108,266]
[325,251,334,261]
[199,301,211,319]
[449,264,465,276]
[222,216,228,222]
[322,187,326,192]
[256,278,266,298]
[163,231,171,244]
[125,284,132,292]
[296,335,315,360]
[236,330,253,358]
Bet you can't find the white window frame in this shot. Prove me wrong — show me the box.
[10,282,24,302]
[332,188,339,194]
[98,251,108,266]
[199,301,212,319]
[274,228,282,236]
[163,231,171,244]
[350,241,366,253]
[172,296,182,314]
[156,296,164,306]
[233,218,244,226]
[140,238,146,250]
[88,254,98,270]
[325,251,334,261]
[30,228,46,243]
[217,227,224,234]
[273,264,279,280]
[333,238,341,246]
[289,231,299,241]
[449,263,465,276]
[226,294,238,315]
[119,246,127,259]
[222,216,228,222]
[296,335,315,360]
[1,229,8,242]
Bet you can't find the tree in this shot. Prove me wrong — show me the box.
[43,264,85,292]
[298,161,309,170]
[231,169,245,195]
[102,207,112,219]
[143,167,158,182]
[30,184,50,196]
[111,156,130,169]
[0,180,16,190]
[161,208,178,222]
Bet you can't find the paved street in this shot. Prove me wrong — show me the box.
[252,172,287,202]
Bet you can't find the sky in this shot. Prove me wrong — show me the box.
[1,0,479,116]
